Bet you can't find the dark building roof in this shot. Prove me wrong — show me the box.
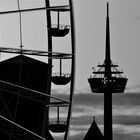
[84,120,104,140]
[0,55,53,139]
[0,55,50,93]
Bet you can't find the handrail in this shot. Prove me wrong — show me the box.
[49,24,70,29]
[52,72,71,77]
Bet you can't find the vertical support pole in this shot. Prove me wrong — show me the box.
[57,106,60,123]
[60,58,62,76]
[57,11,60,28]
[64,0,75,140]
[41,0,53,139]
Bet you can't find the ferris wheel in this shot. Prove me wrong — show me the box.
[0,0,75,140]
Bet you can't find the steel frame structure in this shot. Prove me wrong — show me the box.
[0,0,75,140]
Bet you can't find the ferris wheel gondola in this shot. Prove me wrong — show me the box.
[51,58,71,85]
[45,1,75,140]
[48,106,67,133]
[49,11,70,37]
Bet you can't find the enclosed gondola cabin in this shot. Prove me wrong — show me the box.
[49,10,70,37]
[0,55,51,138]
[48,106,67,133]
[51,58,71,85]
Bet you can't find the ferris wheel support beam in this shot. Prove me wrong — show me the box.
[41,0,53,139]
[64,0,76,140]
[0,1,75,140]
[0,115,46,140]
[0,6,70,15]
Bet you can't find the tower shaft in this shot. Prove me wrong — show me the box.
[104,91,112,140]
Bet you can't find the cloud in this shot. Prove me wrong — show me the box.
[73,92,104,106]
[72,105,103,117]
[112,92,140,106]
[114,124,140,137]
[113,105,140,116]
[113,115,140,125]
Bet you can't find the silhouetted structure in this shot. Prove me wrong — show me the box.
[48,106,67,133]
[0,0,75,140]
[0,55,49,92]
[84,118,104,140]
[88,3,127,140]
[49,10,70,37]
[51,59,71,85]
[0,55,53,139]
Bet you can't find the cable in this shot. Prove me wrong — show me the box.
[9,1,22,139]
[0,115,46,140]
[17,0,23,49]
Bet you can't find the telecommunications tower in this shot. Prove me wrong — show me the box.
[87,3,128,140]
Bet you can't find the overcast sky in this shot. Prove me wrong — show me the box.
[0,0,140,140]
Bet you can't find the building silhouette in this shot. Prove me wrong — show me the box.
[84,117,104,140]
